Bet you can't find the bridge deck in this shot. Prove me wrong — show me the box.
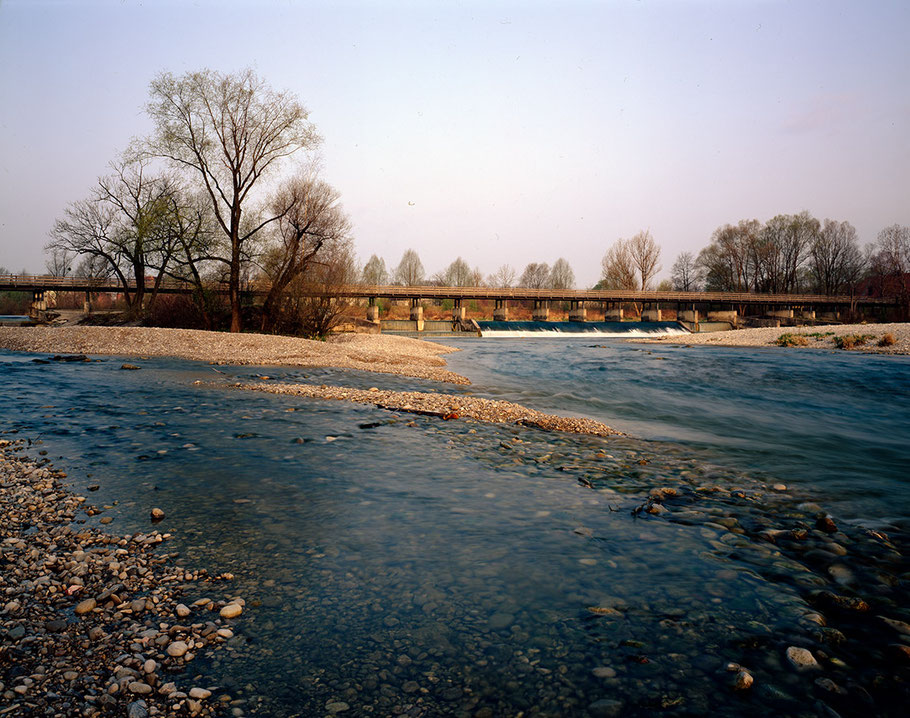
[0,274,894,307]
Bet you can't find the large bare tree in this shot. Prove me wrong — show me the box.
[145,68,320,331]
[809,219,865,295]
[361,255,389,285]
[487,264,516,288]
[670,251,699,291]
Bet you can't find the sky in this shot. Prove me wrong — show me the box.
[1,0,908,287]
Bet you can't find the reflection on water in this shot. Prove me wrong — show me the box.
[1,347,909,716]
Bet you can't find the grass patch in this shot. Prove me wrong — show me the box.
[833,334,876,350]
[878,333,896,347]
[776,333,809,347]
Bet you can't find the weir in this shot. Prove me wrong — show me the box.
[474,320,691,338]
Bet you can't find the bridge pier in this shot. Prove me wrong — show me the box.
[818,310,839,323]
[493,299,508,321]
[409,298,424,325]
[29,290,47,320]
[641,303,662,322]
[678,309,699,323]
[768,306,793,319]
[797,308,816,321]
[532,300,549,322]
[452,299,466,321]
[83,292,93,314]
[568,300,586,322]
[366,297,379,323]
[706,308,738,324]
[604,303,623,321]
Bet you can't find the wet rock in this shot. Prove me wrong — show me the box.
[45,619,67,632]
[150,507,165,521]
[128,681,153,695]
[120,363,141,370]
[326,701,350,713]
[488,613,514,630]
[189,687,212,699]
[588,698,624,717]
[732,670,754,690]
[591,666,616,678]
[403,680,420,693]
[166,640,189,658]
[127,700,149,718]
[176,603,191,618]
[786,646,819,669]
[878,615,910,637]
[887,644,910,663]
[74,597,96,615]
[220,602,243,619]
[816,516,838,533]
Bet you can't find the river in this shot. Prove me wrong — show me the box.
[1,339,908,717]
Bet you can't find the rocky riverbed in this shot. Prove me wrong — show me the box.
[233,381,621,437]
[0,439,249,717]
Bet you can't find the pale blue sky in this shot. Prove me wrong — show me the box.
[1,0,908,286]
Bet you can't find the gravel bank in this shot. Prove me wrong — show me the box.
[637,322,910,354]
[0,439,252,716]
[0,326,468,384]
[235,382,621,437]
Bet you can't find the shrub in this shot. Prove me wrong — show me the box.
[776,333,809,347]
[833,334,875,350]
[878,333,896,347]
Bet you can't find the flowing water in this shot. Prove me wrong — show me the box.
[1,340,909,717]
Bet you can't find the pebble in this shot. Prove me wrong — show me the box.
[75,598,96,615]
[325,701,350,713]
[176,603,191,617]
[732,670,754,690]
[128,681,153,695]
[166,641,189,658]
[588,698,624,717]
[591,666,616,678]
[150,507,165,521]
[786,646,819,669]
[190,687,212,699]
[220,603,243,619]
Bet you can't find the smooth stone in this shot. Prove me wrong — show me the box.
[189,687,212,699]
[45,619,67,632]
[7,625,25,640]
[75,598,96,615]
[128,682,152,695]
[786,646,819,669]
[120,364,141,370]
[127,701,149,718]
[142,659,156,674]
[325,701,350,713]
[220,603,242,619]
[732,670,754,690]
[176,604,191,618]
[592,666,617,678]
[166,640,188,658]
[402,681,420,694]
[150,508,165,521]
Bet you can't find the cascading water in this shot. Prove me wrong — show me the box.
[475,319,691,338]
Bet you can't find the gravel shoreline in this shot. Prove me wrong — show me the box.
[0,327,468,384]
[234,382,621,437]
[635,322,910,354]
[0,439,249,717]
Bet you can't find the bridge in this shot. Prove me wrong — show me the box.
[1,273,898,325]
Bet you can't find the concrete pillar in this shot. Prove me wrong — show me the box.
[768,306,793,319]
[604,305,623,321]
[493,299,508,321]
[532,300,549,322]
[568,300,586,322]
[818,311,839,323]
[641,304,662,322]
[452,299,466,321]
[29,290,47,319]
[366,305,380,323]
[797,308,816,320]
[707,310,738,323]
[409,299,423,322]
[83,292,93,314]
[678,309,699,323]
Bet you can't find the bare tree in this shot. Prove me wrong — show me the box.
[393,249,425,286]
[670,251,699,291]
[698,220,761,291]
[519,262,550,288]
[145,68,320,331]
[628,230,662,290]
[548,258,576,289]
[809,219,865,295]
[361,255,388,285]
[754,212,818,293]
[47,157,183,315]
[599,241,637,290]
[259,174,350,332]
[296,241,358,337]
[45,247,73,277]
[873,224,910,310]
[487,264,516,288]
[441,257,475,287]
